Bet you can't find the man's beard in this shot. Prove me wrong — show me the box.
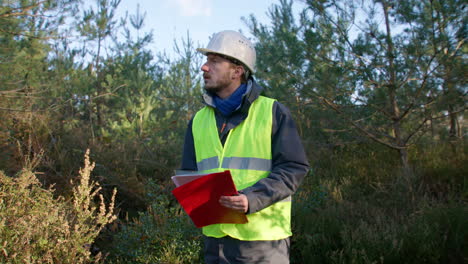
[203,72,232,94]
[204,85,222,94]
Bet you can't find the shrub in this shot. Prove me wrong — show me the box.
[292,190,467,264]
[291,143,467,263]
[0,149,117,263]
[106,180,203,264]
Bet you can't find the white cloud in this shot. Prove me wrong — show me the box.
[174,0,212,17]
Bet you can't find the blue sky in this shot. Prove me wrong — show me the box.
[115,0,294,57]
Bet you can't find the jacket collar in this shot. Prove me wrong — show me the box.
[201,78,263,114]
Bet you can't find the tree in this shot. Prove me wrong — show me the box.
[0,0,79,171]
[76,0,122,138]
[246,0,466,171]
[244,0,330,145]
[399,0,466,141]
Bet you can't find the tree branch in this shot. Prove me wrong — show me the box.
[317,95,404,150]
[0,1,49,18]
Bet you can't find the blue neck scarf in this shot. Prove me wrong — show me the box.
[213,84,247,116]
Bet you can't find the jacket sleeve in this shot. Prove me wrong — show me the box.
[240,101,309,214]
[180,119,198,171]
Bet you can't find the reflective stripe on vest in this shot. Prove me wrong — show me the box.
[192,96,292,241]
[197,156,272,172]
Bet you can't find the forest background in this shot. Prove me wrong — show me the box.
[0,0,466,263]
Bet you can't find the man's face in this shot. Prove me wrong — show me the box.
[201,54,235,94]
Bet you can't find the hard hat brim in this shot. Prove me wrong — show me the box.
[196,48,212,55]
[196,48,255,73]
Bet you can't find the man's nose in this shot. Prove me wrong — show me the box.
[201,63,209,72]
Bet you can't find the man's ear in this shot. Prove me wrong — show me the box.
[233,65,244,78]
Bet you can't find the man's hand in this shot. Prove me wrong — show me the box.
[219,194,248,213]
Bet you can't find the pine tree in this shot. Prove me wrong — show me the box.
[246,0,466,171]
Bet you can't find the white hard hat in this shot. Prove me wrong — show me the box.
[197,30,256,74]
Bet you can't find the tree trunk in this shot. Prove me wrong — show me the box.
[398,147,410,174]
[382,0,411,173]
[95,34,103,129]
[446,75,459,140]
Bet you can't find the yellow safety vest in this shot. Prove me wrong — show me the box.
[192,96,292,241]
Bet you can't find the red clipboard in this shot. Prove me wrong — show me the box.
[172,170,248,228]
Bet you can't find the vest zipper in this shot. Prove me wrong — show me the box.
[219,118,229,147]
[220,122,227,133]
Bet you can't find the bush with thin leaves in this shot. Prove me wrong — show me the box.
[0,149,117,263]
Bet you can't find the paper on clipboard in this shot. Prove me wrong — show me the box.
[171,171,211,187]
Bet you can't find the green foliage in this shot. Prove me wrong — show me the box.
[106,180,203,264]
[0,0,466,263]
[291,143,467,263]
[410,142,468,200]
[246,0,467,168]
[0,150,117,263]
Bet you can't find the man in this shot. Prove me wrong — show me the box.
[180,30,309,264]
